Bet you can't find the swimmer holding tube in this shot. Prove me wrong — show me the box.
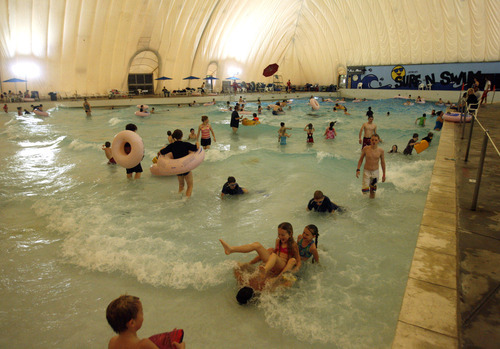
[158,129,200,198]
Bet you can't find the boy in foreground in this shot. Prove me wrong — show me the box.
[106,295,185,349]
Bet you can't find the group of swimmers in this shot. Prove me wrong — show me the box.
[219,220,320,304]
[277,121,337,145]
[101,97,446,347]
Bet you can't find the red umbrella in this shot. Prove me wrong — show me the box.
[263,63,279,77]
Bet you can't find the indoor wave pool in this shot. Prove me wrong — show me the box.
[0,97,446,348]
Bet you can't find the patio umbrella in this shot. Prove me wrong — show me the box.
[155,76,172,80]
[225,76,240,80]
[263,63,279,77]
[204,76,218,91]
[183,76,200,80]
[3,78,27,93]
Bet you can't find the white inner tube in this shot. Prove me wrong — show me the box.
[150,147,205,176]
[111,130,144,168]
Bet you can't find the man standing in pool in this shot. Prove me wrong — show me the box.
[358,114,377,149]
[230,105,241,133]
[356,134,386,199]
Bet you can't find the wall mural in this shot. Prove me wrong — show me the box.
[349,62,499,90]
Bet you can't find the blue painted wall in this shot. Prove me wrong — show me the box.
[350,62,500,90]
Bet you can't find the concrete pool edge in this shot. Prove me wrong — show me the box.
[392,121,459,348]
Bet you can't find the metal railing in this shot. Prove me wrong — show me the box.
[460,102,500,210]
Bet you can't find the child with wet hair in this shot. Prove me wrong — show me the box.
[106,295,185,349]
[102,141,116,164]
[297,224,320,264]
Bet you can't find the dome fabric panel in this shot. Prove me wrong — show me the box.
[0,0,498,96]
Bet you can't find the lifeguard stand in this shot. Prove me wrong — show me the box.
[273,75,284,91]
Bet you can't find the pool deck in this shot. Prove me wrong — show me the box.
[393,104,500,348]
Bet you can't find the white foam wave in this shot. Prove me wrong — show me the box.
[316,150,342,161]
[204,147,248,162]
[61,233,230,290]
[387,159,434,192]
[68,139,95,151]
[32,199,231,290]
[108,117,122,126]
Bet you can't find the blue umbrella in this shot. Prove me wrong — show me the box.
[3,78,27,83]
[226,76,240,80]
[3,78,28,93]
[183,76,200,80]
[155,76,172,80]
[204,77,218,91]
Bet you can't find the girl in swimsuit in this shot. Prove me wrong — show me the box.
[219,222,300,277]
[197,115,216,149]
[297,225,319,264]
[304,123,315,143]
[324,121,337,140]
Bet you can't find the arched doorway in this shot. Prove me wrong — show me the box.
[205,62,218,92]
[127,51,159,95]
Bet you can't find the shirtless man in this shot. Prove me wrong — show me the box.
[359,115,377,149]
[356,134,386,199]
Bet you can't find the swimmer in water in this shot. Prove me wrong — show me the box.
[324,121,337,139]
[304,123,315,143]
[297,225,319,263]
[220,222,300,279]
[278,122,291,145]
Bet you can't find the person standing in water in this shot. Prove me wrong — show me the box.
[159,129,200,198]
[359,115,377,149]
[356,134,386,199]
[83,98,92,117]
[230,105,241,133]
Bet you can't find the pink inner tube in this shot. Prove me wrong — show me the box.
[33,109,49,116]
[135,111,150,117]
[443,113,472,123]
[136,104,149,109]
[111,130,145,168]
[309,98,320,110]
[150,147,205,176]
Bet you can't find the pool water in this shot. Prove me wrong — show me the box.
[0,98,444,348]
